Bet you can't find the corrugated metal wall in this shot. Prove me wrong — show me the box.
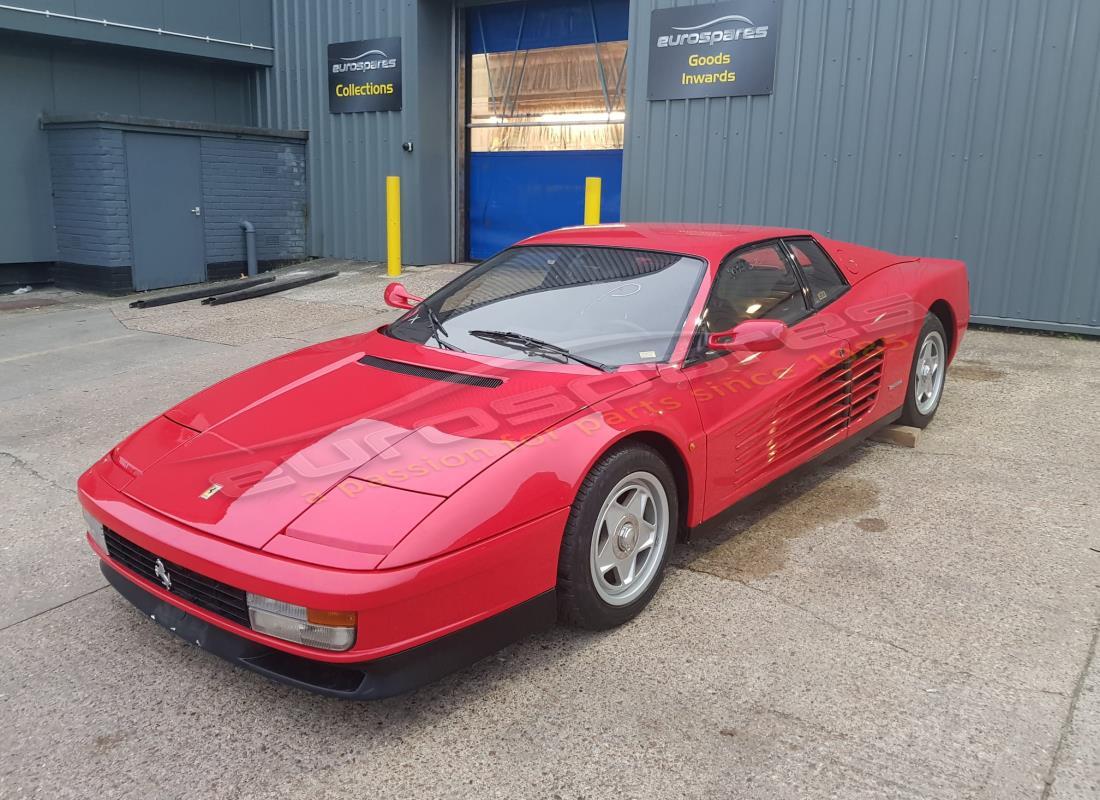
[256,0,454,265]
[261,0,1100,330]
[623,0,1100,333]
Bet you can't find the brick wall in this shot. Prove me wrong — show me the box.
[43,125,308,293]
[47,129,132,268]
[201,137,307,267]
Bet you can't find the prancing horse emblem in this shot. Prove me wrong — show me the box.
[199,483,223,500]
[154,558,172,591]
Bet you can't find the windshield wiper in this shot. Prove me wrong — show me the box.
[423,306,465,352]
[468,330,610,372]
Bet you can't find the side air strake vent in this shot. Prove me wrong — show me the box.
[846,340,885,422]
[357,354,503,388]
[731,339,886,488]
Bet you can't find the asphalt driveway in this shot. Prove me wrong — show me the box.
[1,263,1097,800]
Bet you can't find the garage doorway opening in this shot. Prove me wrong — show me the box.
[465,0,629,260]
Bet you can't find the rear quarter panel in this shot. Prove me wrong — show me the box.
[831,255,969,437]
[819,236,969,359]
[896,257,970,361]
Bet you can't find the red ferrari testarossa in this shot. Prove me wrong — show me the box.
[79,224,968,697]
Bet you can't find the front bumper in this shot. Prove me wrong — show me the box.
[79,464,566,666]
[102,560,556,698]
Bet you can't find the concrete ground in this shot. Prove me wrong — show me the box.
[1,262,1097,800]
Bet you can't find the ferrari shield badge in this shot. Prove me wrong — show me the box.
[199,483,223,500]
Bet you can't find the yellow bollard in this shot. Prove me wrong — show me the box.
[386,175,402,277]
[584,177,601,226]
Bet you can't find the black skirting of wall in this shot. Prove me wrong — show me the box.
[40,259,310,296]
[0,262,55,288]
[50,262,134,295]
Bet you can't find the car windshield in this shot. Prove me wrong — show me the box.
[387,245,707,367]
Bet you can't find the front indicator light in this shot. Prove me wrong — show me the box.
[306,608,358,627]
[245,593,357,651]
[82,507,108,554]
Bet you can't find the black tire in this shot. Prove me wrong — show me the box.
[899,313,948,428]
[557,443,678,630]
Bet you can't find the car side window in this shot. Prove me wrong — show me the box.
[786,238,849,308]
[701,243,810,338]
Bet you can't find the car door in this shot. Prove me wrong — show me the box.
[785,237,890,438]
[680,240,851,520]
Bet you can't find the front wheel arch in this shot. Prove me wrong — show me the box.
[556,441,680,628]
[592,430,692,542]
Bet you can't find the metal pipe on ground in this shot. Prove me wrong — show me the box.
[128,275,275,309]
[202,271,339,305]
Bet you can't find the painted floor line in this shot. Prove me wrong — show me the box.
[0,333,144,364]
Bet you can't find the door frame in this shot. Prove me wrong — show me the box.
[454,0,630,263]
[678,237,863,517]
[682,237,816,368]
[454,2,469,263]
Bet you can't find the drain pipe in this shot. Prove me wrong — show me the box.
[240,221,258,277]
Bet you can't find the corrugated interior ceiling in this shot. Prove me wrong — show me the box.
[623,0,1100,331]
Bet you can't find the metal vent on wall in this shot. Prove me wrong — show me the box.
[357,354,504,388]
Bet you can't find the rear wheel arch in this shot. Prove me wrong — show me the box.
[899,313,948,428]
[928,299,957,360]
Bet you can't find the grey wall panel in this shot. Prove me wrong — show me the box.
[162,0,247,41]
[239,0,275,48]
[623,0,1100,331]
[0,0,273,65]
[0,38,59,263]
[50,47,144,112]
[213,72,256,126]
[136,64,221,122]
[0,30,258,265]
[74,1,159,27]
[44,44,258,125]
[256,0,453,265]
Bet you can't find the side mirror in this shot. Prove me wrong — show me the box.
[708,319,788,353]
[383,281,424,310]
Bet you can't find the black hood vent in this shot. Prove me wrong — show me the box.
[357,354,503,388]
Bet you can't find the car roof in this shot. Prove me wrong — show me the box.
[518,223,816,266]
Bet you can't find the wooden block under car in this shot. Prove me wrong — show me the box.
[870,424,921,448]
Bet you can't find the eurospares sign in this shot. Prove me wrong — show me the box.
[328,37,402,113]
[648,0,779,101]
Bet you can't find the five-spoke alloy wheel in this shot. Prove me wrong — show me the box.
[557,444,678,629]
[913,329,945,416]
[590,472,670,607]
[900,313,949,428]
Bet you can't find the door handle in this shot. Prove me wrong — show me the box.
[191,207,202,216]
